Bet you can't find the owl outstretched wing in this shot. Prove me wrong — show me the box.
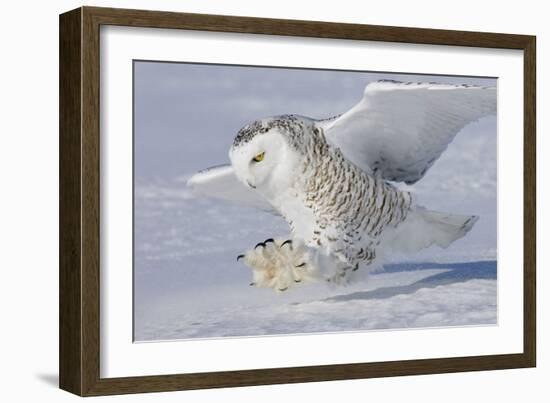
[187,164,276,212]
[316,80,497,184]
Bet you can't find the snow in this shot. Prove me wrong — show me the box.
[136,261,496,340]
[133,62,497,342]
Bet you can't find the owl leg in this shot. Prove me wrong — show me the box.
[325,248,377,284]
[326,262,358,285]
[237,238,318,292]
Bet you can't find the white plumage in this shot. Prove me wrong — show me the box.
[188,80,496,292]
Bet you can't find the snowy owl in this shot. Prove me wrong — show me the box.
[188,80,496,292]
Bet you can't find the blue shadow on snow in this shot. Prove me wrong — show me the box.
[325,260,496,302]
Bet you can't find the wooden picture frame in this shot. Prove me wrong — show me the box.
[59,6,536,396]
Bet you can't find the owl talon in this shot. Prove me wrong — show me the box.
[237,254,245,261]
[254,242,265,249]
[280,239,292,249]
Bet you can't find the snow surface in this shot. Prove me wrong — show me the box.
[133,63,497,341]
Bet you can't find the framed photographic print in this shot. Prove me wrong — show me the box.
[59,6,536,396]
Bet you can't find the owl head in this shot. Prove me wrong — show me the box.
[229,115,312,200]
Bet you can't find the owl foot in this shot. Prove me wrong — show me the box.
[237,238,317,292]
[326,263,359,285]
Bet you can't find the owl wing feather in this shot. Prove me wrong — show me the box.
[316,80,496,184]
[187,164,276,212]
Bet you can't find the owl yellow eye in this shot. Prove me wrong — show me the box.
[252,152,265,162]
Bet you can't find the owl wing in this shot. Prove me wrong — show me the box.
[316,80,497,184]
[187,164,276,212]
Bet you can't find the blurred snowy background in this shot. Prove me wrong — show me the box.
[133,61,497,341]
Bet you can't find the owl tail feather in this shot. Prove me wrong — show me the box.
[386,207,479,254]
